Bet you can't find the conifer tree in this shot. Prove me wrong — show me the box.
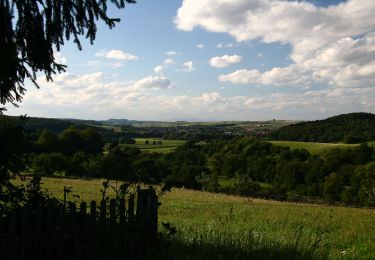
[0,0,136,105]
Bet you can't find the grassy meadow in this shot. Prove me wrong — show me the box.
[123,138,185,153]
[268,141,361,155]
[12,177,375,259]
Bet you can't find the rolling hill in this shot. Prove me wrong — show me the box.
[271,112,375,143]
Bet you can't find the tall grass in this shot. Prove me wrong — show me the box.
[153,207,331,259]
[11,177,375,259]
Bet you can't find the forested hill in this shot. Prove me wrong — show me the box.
[271,113,375,143]
[8,116,78,133]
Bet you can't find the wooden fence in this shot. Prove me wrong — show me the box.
[0,187,158,260]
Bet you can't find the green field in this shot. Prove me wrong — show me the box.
[12,177,375,259]
[269,141,361,155]
[122,138,185,153]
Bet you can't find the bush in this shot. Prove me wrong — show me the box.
[233,174,262,196]
[31,153,68,175]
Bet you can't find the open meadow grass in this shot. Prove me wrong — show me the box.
[269,141,360,155]
[121,138,185,153]
[12,177,375,259]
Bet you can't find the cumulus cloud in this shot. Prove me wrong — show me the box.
[10,75,374,120]
[164,58,175,65]
[128,76,174,91]
[96,49,138,61]
[209,55,243,68]
[184,61,195,71]
[177,61,195,72]
[20,72,174,110]
[54,52,68,64]
[219,69,261,84]
[176,0,375,88]
[153,58,176,75]
[220,64,312,86]
[154,65,164,74]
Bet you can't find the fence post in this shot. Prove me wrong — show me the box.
[89,201,97,259]
[68,202,76,259]
[109,199,116,224]
[79,202,88,259]
[128,195,135,223]
[136,187,158,246]
[9,211,17,260]
[119,198,125,225]
[100,200,106,223]
[0,215,2,259]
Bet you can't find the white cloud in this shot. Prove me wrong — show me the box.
[96,49,138,61]
[216,42,234,48]
[209,55,243,68]
[219,65,312,86]
[257,53,264,58]
[128,76,174,91]
[86,60,125,69]
[176,0,375,88]
[184,61,195,72]
[219,69,261,84]
[153,58,176,74]
[196,43,204,49]
[54,52,68,64]
[7,70,375,120]
[165,51,181,56]
[154,65,164,74]
[164,58,175,65]
[177,61,195,72]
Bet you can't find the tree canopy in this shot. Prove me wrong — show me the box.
[271,112,375,143]
[0,0,136,105]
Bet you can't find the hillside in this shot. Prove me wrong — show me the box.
[271,112,375,143]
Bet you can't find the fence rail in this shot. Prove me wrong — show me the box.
[0,188,158,260]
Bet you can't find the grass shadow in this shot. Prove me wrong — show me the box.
[144,235,328,260]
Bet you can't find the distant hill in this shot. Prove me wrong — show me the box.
[104,118,132,125]
[7,116,108,134]
[271,112,375,143]
[8,116,76,134]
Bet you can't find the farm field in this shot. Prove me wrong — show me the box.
[129,120,294,128]
[123,138,185,153]
[269,141,361,155]
[12,177,375,259]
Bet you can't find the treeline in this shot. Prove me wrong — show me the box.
[3,115,375,207]
[271,112,375,143]
[204,137,375,206]
[18,126,166,183]
[3,117,204,186]
[7,115,246,143]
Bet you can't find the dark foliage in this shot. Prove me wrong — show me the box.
[207,136,375,206]
[271,113,375,143]
[0,0,136,105]
[0,116,25,181]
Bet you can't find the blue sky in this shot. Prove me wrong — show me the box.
[6,0,375,121]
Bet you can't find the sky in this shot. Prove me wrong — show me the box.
[5,0,375,121]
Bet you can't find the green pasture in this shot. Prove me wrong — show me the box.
[132,121,245,128]
[121,138,185,153]
[269,141,360,155]
[12,177,375,259]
